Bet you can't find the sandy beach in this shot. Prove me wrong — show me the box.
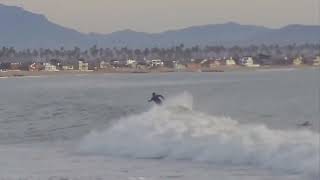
[0,65,317,78]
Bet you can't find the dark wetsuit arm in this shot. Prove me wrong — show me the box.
[159,95,165,100]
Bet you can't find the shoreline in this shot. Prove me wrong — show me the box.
[0,65,318,78]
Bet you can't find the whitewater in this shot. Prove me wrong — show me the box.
[80,92,319,179]
[0,69,319,180]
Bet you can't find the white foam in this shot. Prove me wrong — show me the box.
[80,92,319,179]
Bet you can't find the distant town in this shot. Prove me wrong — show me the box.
[0,44,319,76]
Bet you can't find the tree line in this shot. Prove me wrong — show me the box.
[0,44,319,63]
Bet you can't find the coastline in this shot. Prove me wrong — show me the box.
[0,65,318,79]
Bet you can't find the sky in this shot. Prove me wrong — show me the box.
[0,0,319,34]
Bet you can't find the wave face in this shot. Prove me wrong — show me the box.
[80,92,319,178]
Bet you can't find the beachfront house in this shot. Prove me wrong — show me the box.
[225,57,236,66]
[29,63,43,71]
[110,60,121,68]
[126,59,137,68]
[200,59,216,69]
[99,61,110,69]
[0,62,10,71]
[136,61,148,70]
[151,59,164,67]
[186,59,207,72]
[44,63,59,72]
[200,59,208,66]
[292,56,303,66]
[209,60,221,68]
[10,63,22,71]
[239,56,260,67]
[174,62,187,71]
[313,56,320,66]
[162,60,175,68]
[62,65,74,70]
[78,60,89,71]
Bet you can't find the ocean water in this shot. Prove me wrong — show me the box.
[0,69,319,180]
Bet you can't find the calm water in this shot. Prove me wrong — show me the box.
[0,69,319,179]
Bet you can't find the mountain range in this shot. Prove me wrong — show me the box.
[1,4,320,49]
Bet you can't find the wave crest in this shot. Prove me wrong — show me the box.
[79,92,319,178]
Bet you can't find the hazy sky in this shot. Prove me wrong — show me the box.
[1,0,319,34]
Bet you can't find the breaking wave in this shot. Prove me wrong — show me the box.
[80,92,319,178]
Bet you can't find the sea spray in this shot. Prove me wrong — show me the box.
[80,92,319,179]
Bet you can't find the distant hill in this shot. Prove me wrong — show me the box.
[1,4,320,49]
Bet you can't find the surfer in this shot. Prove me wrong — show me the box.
[148,92,165,105]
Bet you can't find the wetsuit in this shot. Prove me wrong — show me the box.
[148,93,165,105]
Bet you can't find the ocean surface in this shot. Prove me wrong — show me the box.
[0,69,319,180]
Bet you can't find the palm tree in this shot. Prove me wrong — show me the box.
[90,45,99,59]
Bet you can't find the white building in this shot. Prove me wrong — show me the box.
[315,56,320,65]
[174,61,186,71]
[151,59,164,67]
[44,63,59,72]
[225,57,236,66]
[313,56,320,66]
[78,60,89,71]
[239,57,260,67]
[110,60,120,66]
[62,65,74,70]
[100,61,110,69]
[126,59,137,67]
[200,59,208,65]
[126,59,137,65]
[293,57,303,66]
